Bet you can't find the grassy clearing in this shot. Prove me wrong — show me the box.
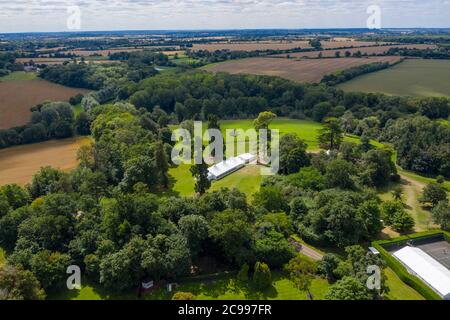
[338,59,450,97]
[166,164,262,198]
[384,267,425,300]
[0,71,38,82]
[56,272,330,301]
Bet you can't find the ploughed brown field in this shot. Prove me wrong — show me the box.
[205,56,402,83]
[0,79,89,129]
[272,44,437,58]
[191,40,386,52]
[0,137,91,186]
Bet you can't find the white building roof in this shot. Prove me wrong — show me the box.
[208,156,246,179]
[238,153,257,162]
[393,246,450,299]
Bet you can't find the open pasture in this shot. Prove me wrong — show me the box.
[205,56,402,83]
[0,137,90,186]
[272,44,437,58]
[0,77,89,129]
[338,59,450,97]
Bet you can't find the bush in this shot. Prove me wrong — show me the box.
[172,292,196,300]
[252,262,272,291]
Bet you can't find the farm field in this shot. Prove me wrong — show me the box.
[205,57,402,83]
[0,137,91,186]
[192,40,312,51]
[338,59,450,97]
[272,44,437,58]
[0,75,89,129]
[192,40,386,52]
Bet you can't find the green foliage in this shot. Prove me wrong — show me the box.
[237,263,249,282]
[325,276,371,300]
[190,163,211,196]
[318,118,343,150]
[279,134,310,175]
[431,201,450,230]
[0,264,45,300]
[252,262,272,291]
[381,201,415,233]
[253,186,289,213]
[172,292,196,300]
[420,183,448,207]
[284,255,317,297]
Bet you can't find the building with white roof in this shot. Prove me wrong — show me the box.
[207,156,246,181]
[238,153,257,164]
[393,246,450,300]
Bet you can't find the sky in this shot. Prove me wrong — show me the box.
[0,0,449,33]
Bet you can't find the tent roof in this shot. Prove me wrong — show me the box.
[208,157,245,178]
[238,153,256,161]
[393,246,450,298]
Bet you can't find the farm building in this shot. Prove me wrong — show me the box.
[207,153,256,181]
[393,246,450,300]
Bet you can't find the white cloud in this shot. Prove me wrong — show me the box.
[0,0,449,32]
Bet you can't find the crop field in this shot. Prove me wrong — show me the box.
[205,56,402,83]
[0,137,91,186]
[192,40,312,51]
[0,76,89,129]
[338,59,450,97]
[272,44,437,58]
[192,40,385,52]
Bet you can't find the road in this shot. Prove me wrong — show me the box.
[289,238,324,261]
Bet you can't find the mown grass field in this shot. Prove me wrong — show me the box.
[52,272,330,301]
[0,71,38,82]
[384,267,425,300]
[338,59,450,97]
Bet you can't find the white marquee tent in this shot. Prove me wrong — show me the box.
[393,246,450,300]
[208,156,246,181]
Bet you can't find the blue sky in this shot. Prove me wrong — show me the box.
[0,0,449,33]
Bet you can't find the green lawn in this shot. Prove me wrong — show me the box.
[384,268,425,300]
[338,59,450,97]
[220,119,323,151]
[56,272,330,301]
[0,71,38,82]
[166,164,262,198]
